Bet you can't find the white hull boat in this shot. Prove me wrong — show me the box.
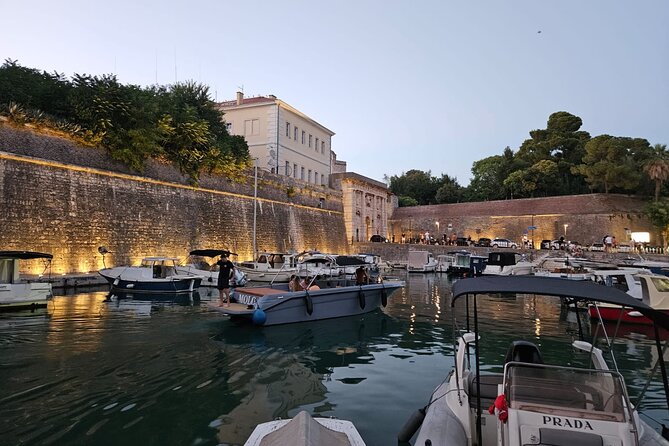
[401,276,669,446]
[176,249,248,287]
[100,256,203,293]
[407,250,438,273]
[245,410,366,445]
[0,251,53,310]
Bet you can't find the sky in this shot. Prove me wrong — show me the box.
[2,0,668,186]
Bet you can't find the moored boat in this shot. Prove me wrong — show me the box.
[176,249,248,286]
[208,275,404,326]
[407,250,438,273]
[0,251,53,310]
[589,273,669,324]
[236,251,298,283]
[401,275,669,446]
[99,256,203,293]
[244,410,366,445]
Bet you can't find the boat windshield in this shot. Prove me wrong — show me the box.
[505,363,627,422]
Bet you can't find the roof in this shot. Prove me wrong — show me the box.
[189,249,236,257]
[451,275,669,329]
[0,251,53,260]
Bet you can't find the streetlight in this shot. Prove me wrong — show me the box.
[563,224,569,238]
[435,222,440,244]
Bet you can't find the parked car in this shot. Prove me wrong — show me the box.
[491,238,518,249]
[369,235,387,243]
[456,237,470,246]
[589,243,605,252]
[540,239,552,250]
[475,237,491,247]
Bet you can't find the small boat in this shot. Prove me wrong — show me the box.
[0,251,53,310]
[436,254,455,273]
[99,256,203,293]
[484,252,533,276]
[237,251,298,283]
[400,276,669,446]
[177,249,248,286]
[532,255,593,280]
[208,274,404,326]
[244,410,366,445]
[447,251,474,277]
[296,251,345,278]
[407,250,438,273]
[589,273,669,324]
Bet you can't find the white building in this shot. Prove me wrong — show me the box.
[218,92,334,186]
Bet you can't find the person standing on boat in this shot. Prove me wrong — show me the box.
[216,254,235,307]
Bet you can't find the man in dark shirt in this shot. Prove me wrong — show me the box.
[216,254,235,307]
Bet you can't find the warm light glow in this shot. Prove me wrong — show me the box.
[631,232,650,243]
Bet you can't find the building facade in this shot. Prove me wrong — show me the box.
[330,172,394,243]
[218,92,334,186]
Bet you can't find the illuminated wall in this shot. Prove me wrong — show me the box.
[0,127,348,274]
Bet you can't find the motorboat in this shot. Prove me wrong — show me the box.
[484,252,533,276]
[407,250,438,273]
[533,255,593,280]
[99,256,203,293]
[447,251,485,277]
[295,251,344,278]
[176,249,248,287]
[436,254,455,273]
[244,410,366,445]
[0,251,53,310]
[236,251,298,283]
[208,274,404,326]
[400,275,669,446]
[590,267,652,300]
[589,273,669,324]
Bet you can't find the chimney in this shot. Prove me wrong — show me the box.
[268,94,277,99]
[236,91,244,105]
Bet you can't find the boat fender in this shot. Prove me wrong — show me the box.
[397,407,426,443]
[358,288,366,310]
[304,292,313,315]
[381,286,388,307]
[252,309,267,325]
[488,394,508,423]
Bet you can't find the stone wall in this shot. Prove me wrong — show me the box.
[0,125,348,274]
[389,195,657,247]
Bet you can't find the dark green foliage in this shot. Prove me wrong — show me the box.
[646,199,669,247]
[0,60,249,182]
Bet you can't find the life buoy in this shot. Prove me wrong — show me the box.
[358,288,366,309]
[381,286,388,307]
[304,292,313,315]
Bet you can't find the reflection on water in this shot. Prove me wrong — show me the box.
[0,273,667,446]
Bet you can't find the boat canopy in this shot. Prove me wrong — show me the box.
[487,252,517,266]
[452,275,669,330]
[189,249,236,257]
[0,251,53,260]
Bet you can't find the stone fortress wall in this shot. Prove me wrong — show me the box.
[0,125,349,274]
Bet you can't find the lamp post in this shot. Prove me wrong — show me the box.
[563,223,569,238]
[435,221,440,244]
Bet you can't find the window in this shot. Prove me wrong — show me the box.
[301,167,305,180]
[293,163,298,178]
[302,130,305,144]
[321,174,325,185]
[315,138,319,151]
[314,171,318,183]
[225,122,233,133]
[286,122,290,137]
[285,161,290,176]
[308,169,312,183]
[309,134,312,147]
[244,119,259,136]
[294,126,298,140]
[321,141,325,153]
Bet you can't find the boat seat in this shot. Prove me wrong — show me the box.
[505,340,543,365]
[466,373,503,408]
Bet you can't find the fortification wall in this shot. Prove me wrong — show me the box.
[0,125,348,274]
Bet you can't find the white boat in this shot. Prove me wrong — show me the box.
[401,275,669,446]
[208,274,404,326]
[295,251,345,278]
[407,250,438,273]
[237,252,298,283]
[99,256,203,293]
[176,249,248,287]
[484,252,534,276]
[590,267,652,300]
[0,251,53,310]
[244,410,366,445]
[436,254,455,273]
[533,255,593,280]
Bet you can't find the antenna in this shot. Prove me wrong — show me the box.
[174,47,177,84]
[237,84,244,93]
[155,50,158,84]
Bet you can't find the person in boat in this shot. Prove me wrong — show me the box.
[355,266,369,285]
[216,254,235,307]
[288,275,302,292]
[300,276,320,291]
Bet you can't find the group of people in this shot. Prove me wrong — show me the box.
[602,234,617,252]
[288,275,320,291]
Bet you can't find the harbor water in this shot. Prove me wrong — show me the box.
[1,272,668,445]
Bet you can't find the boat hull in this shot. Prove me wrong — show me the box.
[0,282,52,311]
[588,304,664,325]
[236,266,294,283]
[100,269,202,294]
[213,282,404,326]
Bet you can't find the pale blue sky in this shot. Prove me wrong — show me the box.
[2,1,667,185]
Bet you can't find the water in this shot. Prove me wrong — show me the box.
[1,272,667,446]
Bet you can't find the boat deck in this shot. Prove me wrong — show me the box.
[207,302,255,315]
[234,287,285,297]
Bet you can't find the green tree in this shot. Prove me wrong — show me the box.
[465,147,523,201]
[389,170,441,205]
[643,144,669,201]
[435,174,463,203]
[572,135,643,193]
[397,195,419,207]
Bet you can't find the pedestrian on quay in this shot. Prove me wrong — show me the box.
[216,253,235,307]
